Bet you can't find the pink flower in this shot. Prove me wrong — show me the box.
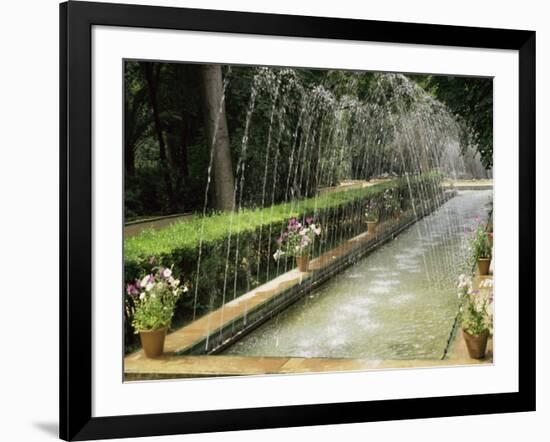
[126,283,139,297]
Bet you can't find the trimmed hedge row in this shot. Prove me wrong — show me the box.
[124,173,444,351]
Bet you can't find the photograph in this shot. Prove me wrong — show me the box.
[123,61,495,380]
[0,0,542,440]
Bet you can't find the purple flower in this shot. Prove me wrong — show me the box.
[126,283,139,297]
[305,216,314,225]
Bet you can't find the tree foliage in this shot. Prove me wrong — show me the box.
[124,62,493,218]
[417,75,493,169]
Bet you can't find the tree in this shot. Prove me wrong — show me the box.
[199,65,236,212]
[124,63,149,177]
[140,62,176,210]
[421,76,493,169]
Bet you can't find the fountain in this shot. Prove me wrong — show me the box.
[223,190,492,359]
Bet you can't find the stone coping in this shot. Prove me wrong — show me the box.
[125,325,492,380]
[125,323,492,381]
[442,179,493,190]
[125,353,491,381]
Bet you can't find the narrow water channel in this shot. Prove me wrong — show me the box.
[223,190,492,360]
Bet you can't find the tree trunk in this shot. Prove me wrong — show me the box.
[141,62,176,211]
[199,65,235,212]
[179,117,189,181]
[167,118,189,195]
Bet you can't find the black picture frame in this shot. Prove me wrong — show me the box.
[60,1,536,440]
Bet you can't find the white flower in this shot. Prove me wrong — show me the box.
[273,249,285,261]
[140,275,150,288]
[480,278,493,288]
[145,282,154,292]
[170,278,180,288]
[182,284,189,293]
[162,268,172,278]
[310,224,321,235]
[457,273,472,290]
[139,292,146,300]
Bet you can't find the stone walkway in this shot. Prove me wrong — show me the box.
[443,179,493,190]
[125,353,491,380]
[124,213,194,238]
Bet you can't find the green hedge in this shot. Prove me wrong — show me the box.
[124,173,443,351]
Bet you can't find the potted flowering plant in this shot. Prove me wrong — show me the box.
[364,200,380,234]
[383,188,402,220]
[273,217,321,272]
[469,219,493,275]
[456,274,493,359]
[126,266,188,358]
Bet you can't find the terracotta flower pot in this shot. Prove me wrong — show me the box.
[477,258,491,276]
[367,221,378,234]
[139,326,168,358]
[295,255,310,272]
[462,329,489,359]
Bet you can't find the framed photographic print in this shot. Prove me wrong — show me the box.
[60,1,536,440]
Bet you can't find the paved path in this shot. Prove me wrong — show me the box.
[443,179,493,190]
[124,213,194,238]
